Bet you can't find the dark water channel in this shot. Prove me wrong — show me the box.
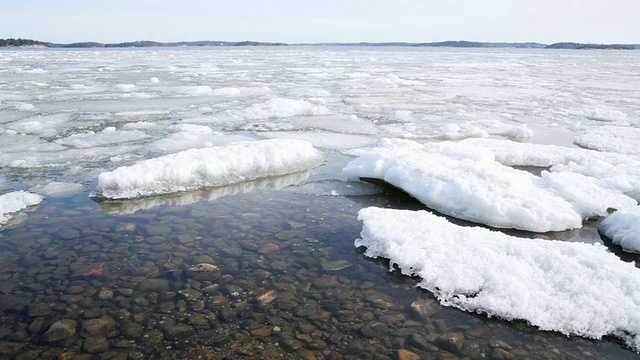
[0,157,638,360]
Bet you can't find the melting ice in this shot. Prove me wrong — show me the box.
[1,47,640,350]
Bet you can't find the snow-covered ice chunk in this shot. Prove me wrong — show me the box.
[98,171,310,215]
[226,98,328,121]
[357,207,640,351]
[261,131,377,151]
[380,120,532,140]
[537,171,637,219]
[31,181,85,196]
[55,127,149,148]
[92,139,325,199]
[575,126,640,156]
[0,191,44,225]
[461,138,640,198]
[343,139,583,232]
[599,206,640,254]
[6,113,72,137]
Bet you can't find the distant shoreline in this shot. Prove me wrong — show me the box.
[1,38,639,50]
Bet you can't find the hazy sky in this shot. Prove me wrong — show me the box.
[2,0,638,44]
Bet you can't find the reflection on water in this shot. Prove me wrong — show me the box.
[95,170,312,215]
[0,166,638,359]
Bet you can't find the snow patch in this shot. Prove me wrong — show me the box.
[0,191,44,226]
[357,207,640,351]
[599,206,640,254]
[344,139,636,232]
[575,126,640,156]
[92,139,325,199]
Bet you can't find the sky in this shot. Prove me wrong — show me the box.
[1,0,638,44]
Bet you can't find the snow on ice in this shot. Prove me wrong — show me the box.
[600,206,640,254]
[344,138,637,232]
[92,139,325,199]
[357,207,640,351]
[575,126,640,156]
[0,190,44,226]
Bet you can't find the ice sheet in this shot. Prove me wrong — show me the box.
[92,139,325,199]
[357,207,640,351]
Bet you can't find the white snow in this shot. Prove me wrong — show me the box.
[92,139,325,199]
[357,207,640,351]
[575,126,640,156]
[460,138,640,198]
[30,181,85,196]
[599,206,640,254]
[380,120,532,140]
[146,124,253,153]
[99,171,311,214]
[0,191,44,226]
[261,131,377,151]
[345,139,595,232]
[55,127,150,148]
[6,113,73,137]
[225,98,329,121]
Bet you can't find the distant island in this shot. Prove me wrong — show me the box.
[1,38,639,50]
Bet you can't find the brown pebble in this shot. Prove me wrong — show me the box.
[492,348,516,359]
[256,290,278,305]
[398,349,421,360]
[258,243,280,254]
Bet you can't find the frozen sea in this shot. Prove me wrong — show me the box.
[1,46,640,358]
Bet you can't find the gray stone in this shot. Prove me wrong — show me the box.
[0,341,25,356]
[43,319,77,343]
[121,322,144,339]
[137,278,169,292]
[28,302,53,317]
[0,294,32,313]
[82,335,108,353]
[81,316,116,337]
[361,321,389,338]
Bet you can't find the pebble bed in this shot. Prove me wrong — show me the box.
[0,164,638,359]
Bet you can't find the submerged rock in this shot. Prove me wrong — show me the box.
[43,319,77,343]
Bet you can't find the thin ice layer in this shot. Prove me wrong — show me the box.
[343,139,583,232]
[92,139,324,199]
[357,207,640,351]
[0,191,44,225]
[600,206,640,253]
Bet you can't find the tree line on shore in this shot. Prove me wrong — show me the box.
[1,38,639,50]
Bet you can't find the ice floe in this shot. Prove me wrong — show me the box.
[0,190,44,226]
[599,206,640,254]
[574,126,640,156]
[92,139,325,199]
[30,181,86,196]
[55,127,150,148]
[379,120,532,140]
[225,98,329,121]
[261,131,378,151]
[356,207,640,351]
[98,171,311,214]
[344,139,637,232]
[460,138,640,198]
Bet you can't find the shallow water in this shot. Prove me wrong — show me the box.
[0,155,638,359]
